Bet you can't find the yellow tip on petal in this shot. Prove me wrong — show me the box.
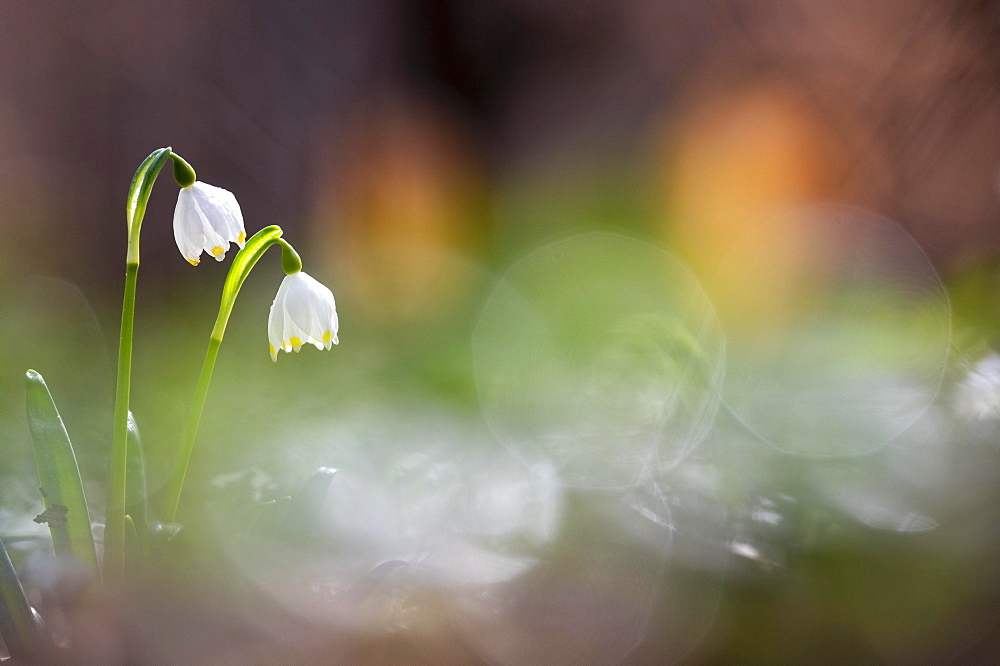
[187,258,200,266]
[290,336,302,347]
[269,343,276,356]
[238,231,246,243]
[211,246,224,258]
[322,331,332,344]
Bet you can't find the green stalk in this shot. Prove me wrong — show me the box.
[105,148,172,581]
[105,262,136,580]
[161,337,221,523]
[161,226,285,524]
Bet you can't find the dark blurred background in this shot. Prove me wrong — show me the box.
[3,1,1000,287]
[2,1,1000,664]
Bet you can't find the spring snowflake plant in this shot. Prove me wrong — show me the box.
[0,148,339,661]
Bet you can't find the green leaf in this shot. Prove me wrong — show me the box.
[24,370,100,581]
[0,538,42,659]
[125,411,148,562]
[126,147,171,237]
[211,225,283,340]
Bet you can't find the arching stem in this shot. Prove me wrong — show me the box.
[161,226,286,523]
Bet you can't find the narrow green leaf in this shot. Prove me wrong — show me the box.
[24,370,100,580]
[125,411,148,562]
[0,538,42,659]
[211,225,284,340]
[126,147,171,236]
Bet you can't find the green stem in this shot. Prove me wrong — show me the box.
[159,225,286,524]
[105,261,138,581]
[106,147,172,582]
[161,336,222,524]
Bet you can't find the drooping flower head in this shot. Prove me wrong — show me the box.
[173,182,246,265]
[268,270,339,361]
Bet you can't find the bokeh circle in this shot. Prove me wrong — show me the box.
[721,205,951,457]
[473,232,726,488]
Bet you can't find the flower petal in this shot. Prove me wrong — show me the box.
[173,181,245,264]
[266,272,339,360]
[191,182,245,250]
[268,275,293,361]
[174,188,207,265]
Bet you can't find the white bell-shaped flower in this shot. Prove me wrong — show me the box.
[268,271,339,361]
[173,182,246,265]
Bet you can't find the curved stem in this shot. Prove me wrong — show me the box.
[105,261,138,581]
[106,148,172,582]
[161,336,222,524]
[160,226,285,524]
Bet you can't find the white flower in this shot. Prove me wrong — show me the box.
[268,271,339,361]
[173,182,246,265]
